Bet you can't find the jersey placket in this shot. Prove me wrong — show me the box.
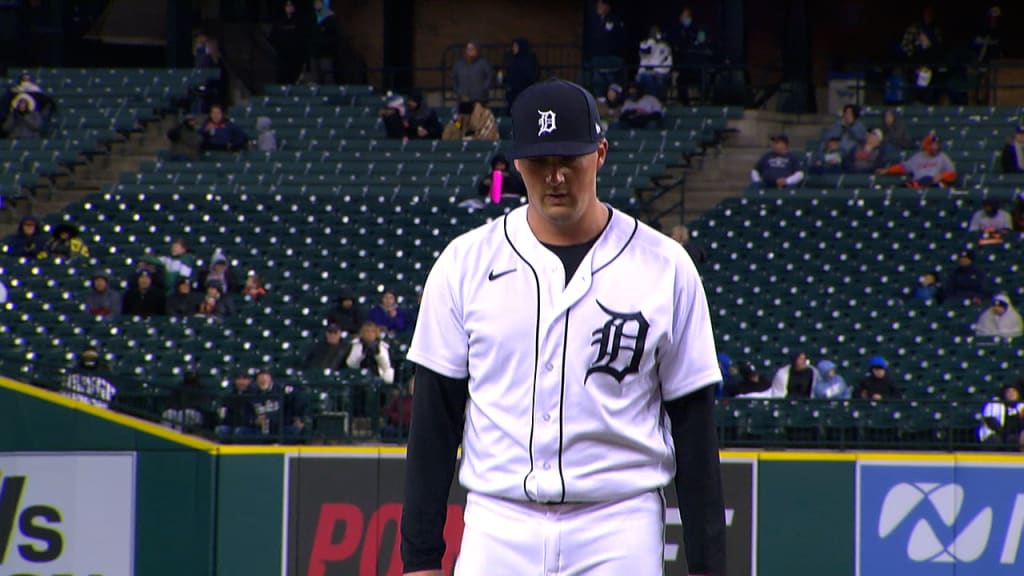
[526,256,594,504]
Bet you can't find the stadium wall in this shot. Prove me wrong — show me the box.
[1,377,1022,576]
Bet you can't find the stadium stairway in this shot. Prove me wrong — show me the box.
[679,109,831,224]
[0,117,173,238]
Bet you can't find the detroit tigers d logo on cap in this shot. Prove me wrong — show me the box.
[538,110,557,136]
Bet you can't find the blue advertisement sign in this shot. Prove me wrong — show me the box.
[857,461,1024,576]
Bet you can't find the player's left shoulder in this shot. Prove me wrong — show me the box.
[614,211,692,267]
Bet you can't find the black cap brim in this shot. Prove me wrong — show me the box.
[508,140,601,160]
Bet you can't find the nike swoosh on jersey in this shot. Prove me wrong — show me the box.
[488,268,516,281]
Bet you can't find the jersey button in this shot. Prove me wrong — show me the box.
[543,413,551,422]
[545,362,554,371]
[543,463,551,470]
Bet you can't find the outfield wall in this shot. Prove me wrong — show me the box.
[1,377,1022,576]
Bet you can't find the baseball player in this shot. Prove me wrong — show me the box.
[401,78,726,576]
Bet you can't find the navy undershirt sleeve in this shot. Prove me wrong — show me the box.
[664,385,727,576]
[400,364,469,572]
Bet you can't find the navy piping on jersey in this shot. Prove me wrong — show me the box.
[592,214,639,276]
[503,214,543,502]
[557,308,570,503]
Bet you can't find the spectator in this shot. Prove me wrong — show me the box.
[857,356,899,400]
[158,238,196,294]
[809,136,844,175]
[382,377,414,440]
[670,224,706,266]
[1000,126,1024,174]
[135,256,168,295]
[821,104,867,155]
[584,0,626,95]
[0,279,6,304]
[441,101,498,142]
[968,199,1013,233]
[242,273,267,301]
[193,32,220,69]
[451,40,494,105]
[303,323,348,371]
[1012,191,1024,231]
[7,216,45,258]
[752,135,804,188]
[345,321,396,384]
[880,109,913,150]
[597,84,623,131]
[946,249,991,303]
[327,291,365,335]
[406,91,443,140]
[269,0,307,84]
[974,294,1023,339]
[812,360,851,399]
[972,6,1003,65]
[61,348,116,409]
[199,105,249,152]
[880,134,956,188]
[198,285,234,319]
[770,351,820,398]
[476,153,526,202]
[977,381,1023,449]
[380,95,410,139]
[167,278,198,317]
[310,0,339,84]
[255,116,277,152]
[3,93,42,139]
[618,84,665,129]
[733,362,773,398]
[191,34,226,112]
[667,6,710,105]
[252,370,306,438]
[902,8,944,104]
[166,115,202,162]
[43,223,89,260]
[122,270,166,317]
[12,73,42,95]
[716,353,742,397]
[636,26,672,101]
[503,38,539,110]
[161,371,209,433]
[199,249,240,294]
[369,290,410,335]
[907,271,943,305]
[216,371,258,438]
[844,129,893,174]
[85,272,121,318]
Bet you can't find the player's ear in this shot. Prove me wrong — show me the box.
[595,139,609,171]
[513,158,522,173]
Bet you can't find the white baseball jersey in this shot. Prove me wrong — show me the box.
[407,204,720,504]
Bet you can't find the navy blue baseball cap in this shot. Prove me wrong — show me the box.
[508,79,604,160]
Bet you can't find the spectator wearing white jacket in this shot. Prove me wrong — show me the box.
[974,293,1023,339]
[346,321,395,384]
[636,25,672,100]
[770,351,821,398]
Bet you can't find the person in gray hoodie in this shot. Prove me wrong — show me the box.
[85,272,121,318]
[255,116,277,152]
[812,360,851,399]
[451,40,494,105]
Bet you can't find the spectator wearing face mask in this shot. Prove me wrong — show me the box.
[636,26,672,100]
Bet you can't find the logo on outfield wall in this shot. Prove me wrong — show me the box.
[857,462,1024,576]
[0,453,135,576]
[283,455,757,576]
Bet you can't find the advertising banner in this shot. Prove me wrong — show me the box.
[0,452,135,576]
[284,454,756,576]
[857,461,1024,576]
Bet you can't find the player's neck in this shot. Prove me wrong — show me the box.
[527,203,610,246]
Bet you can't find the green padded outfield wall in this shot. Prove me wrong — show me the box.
[4,377,1024,576]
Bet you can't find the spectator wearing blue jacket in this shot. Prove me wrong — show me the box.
[813,360,851,399]
[821,104,867,155]
[368,290,410,335]
[199,104,248,152]
[752,135,804,188]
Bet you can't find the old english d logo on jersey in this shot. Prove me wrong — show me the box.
[586,301,649,383]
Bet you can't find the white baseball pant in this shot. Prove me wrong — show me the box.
[455,490,666,576]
